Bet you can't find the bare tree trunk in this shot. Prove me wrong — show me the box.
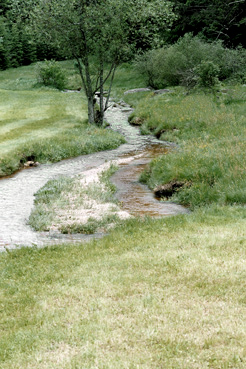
[105,63,117,112]
[75,55,95,124]
[88,96,95,124]
[84,57,95,124]
[99,56,104,125]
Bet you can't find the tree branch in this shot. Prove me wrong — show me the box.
[75,56,88,96]
[104,63,117,112]
[94,60,116,94]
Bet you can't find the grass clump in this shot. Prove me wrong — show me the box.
[129,87,246,209]
[28,176,74,231]
[60,214,121,234]
[28,164,123,233]
[36,60,68,90]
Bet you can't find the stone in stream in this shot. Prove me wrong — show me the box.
[129,117,143,126]
[121,108,134,113]
[95,90,108,97]
[124,88,152,94]
[24,161,39,168]
[154,89,173,95]
[154,181,188,198]
[124,88,173,95]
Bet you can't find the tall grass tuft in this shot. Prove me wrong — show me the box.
[131,87,246,208]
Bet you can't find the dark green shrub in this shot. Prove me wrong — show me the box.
[0,16,10,70]
[0,17,38,69]
[136,46,188,88]
[136,34,246,89]
[21,34,37,66]
[0,43,8,70]
[195,61,220,88]
[36,60,67,90]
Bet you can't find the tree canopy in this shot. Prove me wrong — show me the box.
[168,0,246,47]
[31,0,175,124]
[1,0,246,123]
[1,0,246,73]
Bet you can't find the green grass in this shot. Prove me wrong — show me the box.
[1,207,246,368]
[59,213,121,234]
[28,176,75,231]
[126,87,246,208]
[0,60,82,91]
[0,61,125,176]
[1,62,246,368]
[28,165,121,233]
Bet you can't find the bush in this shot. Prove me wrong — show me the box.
[136,34,246,89]
[195,61,220,88]
[136,47,188,88]
[36,59,67,90]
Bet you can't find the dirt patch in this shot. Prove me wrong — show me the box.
[48,157,140,233]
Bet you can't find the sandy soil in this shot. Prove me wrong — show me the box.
[48,155,144,231]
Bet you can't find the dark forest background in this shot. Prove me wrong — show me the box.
[0,0,245,70]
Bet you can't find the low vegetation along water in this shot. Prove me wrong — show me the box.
[0,98,187,251]
[1,61,246,367]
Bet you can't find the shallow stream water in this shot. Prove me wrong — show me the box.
[0,99,188,251]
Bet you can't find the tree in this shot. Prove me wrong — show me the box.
[0,0,38,69]
[0,0,10,17]
[0,16,10,69]
[167,0,246,48]
[31,0,175,125]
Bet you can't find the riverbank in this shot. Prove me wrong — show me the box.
[28,158,133,235]
[0,62,126,178]
[0,94,187,250]
[127,86,246,209]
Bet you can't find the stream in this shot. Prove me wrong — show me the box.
[0,99,188,252]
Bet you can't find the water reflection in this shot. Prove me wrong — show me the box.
[111,145,187,217]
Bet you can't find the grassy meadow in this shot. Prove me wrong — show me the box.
[128,87,246,209]
[1,61,246,368]
[1,209,246,368]
[0,61,125,177]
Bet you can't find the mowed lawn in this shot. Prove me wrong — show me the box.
[1,63,246,368]
[0,88,87,156]
[0,63,125,176]
[1,208,246,369]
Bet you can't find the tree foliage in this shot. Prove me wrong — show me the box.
[137,34,246,89]
[0,0,62,70]
[31,0,175,124]
[167,0,246,47]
